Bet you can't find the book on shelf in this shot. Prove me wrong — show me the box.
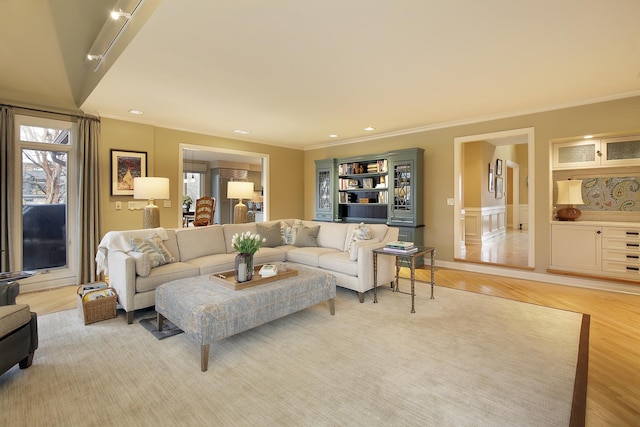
[382,246,418,254]
[259,264,278,277]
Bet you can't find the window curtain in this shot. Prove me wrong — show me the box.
[77,117,102,284]
[0,106,15,272]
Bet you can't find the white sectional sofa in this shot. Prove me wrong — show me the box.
[97,219,399,323]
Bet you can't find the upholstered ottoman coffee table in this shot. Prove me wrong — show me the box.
[155,268,336,371]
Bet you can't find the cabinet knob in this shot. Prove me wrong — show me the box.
[596,150,602,156]
[596,230,601,234]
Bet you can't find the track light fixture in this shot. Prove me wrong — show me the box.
[86,54,103,61]
[111,8,132,20]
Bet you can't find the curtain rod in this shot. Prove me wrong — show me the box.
[0,103,99,121]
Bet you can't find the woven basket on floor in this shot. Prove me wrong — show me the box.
[77,286,118,325]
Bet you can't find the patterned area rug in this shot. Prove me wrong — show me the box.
[139,316,183,340]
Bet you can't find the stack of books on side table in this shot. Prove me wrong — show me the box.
[383,241,418,254]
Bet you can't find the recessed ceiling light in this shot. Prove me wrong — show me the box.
[128,109,143,115]
[234,129,250,135]
[584,135,593,139]
[364,126,375,131]
[329,134,339,138]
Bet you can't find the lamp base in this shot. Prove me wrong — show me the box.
[557,206,581,221]
[143,204,160,228]
[233,202,248,224]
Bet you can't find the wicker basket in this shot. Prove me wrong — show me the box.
[77,285,118,325]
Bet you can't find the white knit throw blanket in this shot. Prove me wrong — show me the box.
[95,227,169,275]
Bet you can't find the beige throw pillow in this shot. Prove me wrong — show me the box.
[293,225,320,247]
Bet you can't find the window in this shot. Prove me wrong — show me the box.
[13,115,78,287]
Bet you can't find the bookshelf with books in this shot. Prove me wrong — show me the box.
[337,155,389,224]
[315,148,424,264]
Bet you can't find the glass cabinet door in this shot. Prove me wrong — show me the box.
[388,148,424,227]
[314,159,337,221]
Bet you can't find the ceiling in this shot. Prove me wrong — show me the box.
[2,1,640,151]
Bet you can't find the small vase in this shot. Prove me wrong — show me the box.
[234,253,254,283]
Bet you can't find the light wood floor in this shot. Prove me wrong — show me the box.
[16,267,640,426]
[459,228,530,268]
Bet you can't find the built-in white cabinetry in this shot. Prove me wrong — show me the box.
[550,223,601,272]
[550,222,640,281]
[552,135,640,169]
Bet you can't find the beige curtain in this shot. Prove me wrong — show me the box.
[77,117,102,284]
[0,106,15,272]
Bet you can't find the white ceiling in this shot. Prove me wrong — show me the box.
[3,1,640,151]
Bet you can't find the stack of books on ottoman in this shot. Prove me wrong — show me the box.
[383,241,418,254]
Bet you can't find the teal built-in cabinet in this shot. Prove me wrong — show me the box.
[314,148,425,251]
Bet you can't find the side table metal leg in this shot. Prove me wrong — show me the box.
[430,250,436,300]
[410,257,416,314]
[373,252,378,303]
[394,257,400,292]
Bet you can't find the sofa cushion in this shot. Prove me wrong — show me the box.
[182,253,236,276]
[293,225,320,247]
[256,221,282,247]
[286,247,337,267]
[318,252,359,277]
[149,235,176,264]
[314,222,349,251]
[347,223,373,252]
[176,226,226,262]
[135,262,200,293]
[0,304,31,337]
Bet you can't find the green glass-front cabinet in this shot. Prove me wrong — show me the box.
[314,158,338,221]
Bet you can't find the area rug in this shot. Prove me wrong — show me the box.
[139,316,183,340]
[0,281,588,426]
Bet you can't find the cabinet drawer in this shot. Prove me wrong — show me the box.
[602,227,640,240]
[603,249,640,263]
[603,261,640,276]
[603,238,640,251]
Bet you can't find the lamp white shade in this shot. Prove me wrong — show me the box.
[133,177,170,201]
[133,177,170,229]
[227,181,254,200]
[556,180,584,205]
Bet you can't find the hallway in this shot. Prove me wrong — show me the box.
[458,228,529,268]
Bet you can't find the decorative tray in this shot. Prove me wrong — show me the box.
[0,270,35,283]
[209,266,298,290]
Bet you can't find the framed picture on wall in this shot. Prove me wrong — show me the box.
[495,176,504,198]
[111,150,147,196]
[496,158,503,176]
[488,163,495,193]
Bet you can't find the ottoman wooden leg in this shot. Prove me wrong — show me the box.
[201,344,210,372]
[329,298,335,315]
[157,313,164,331]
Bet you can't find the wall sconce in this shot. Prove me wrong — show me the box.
[227,181,254,224]
[556,179,584,221]
[134,177,170,228]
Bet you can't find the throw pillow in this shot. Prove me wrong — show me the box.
[129,236,165,268]
[347,222,373,252]
[256,222,282,247]
[281,220,302,245]
[128,251,152,277]
[148,235,176,264]
[293,225,320,247]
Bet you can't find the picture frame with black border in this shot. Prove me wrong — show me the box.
[496,158,503,176]
[111,149,147,196]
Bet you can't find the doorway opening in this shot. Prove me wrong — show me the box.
[453,128,535,269]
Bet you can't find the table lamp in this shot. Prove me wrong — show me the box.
[227,181,254,224]
[134,177,170,228]
[556,179,584,221]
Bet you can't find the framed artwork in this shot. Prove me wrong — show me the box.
[362,178,373,189]
[111,150,147,196]
[496,158,503,176]
[495,176,504,198]
[488,163,495,193]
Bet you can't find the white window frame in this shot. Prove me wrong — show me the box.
[12,115,79,291]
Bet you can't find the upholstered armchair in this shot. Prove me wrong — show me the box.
[0,280,38,375]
